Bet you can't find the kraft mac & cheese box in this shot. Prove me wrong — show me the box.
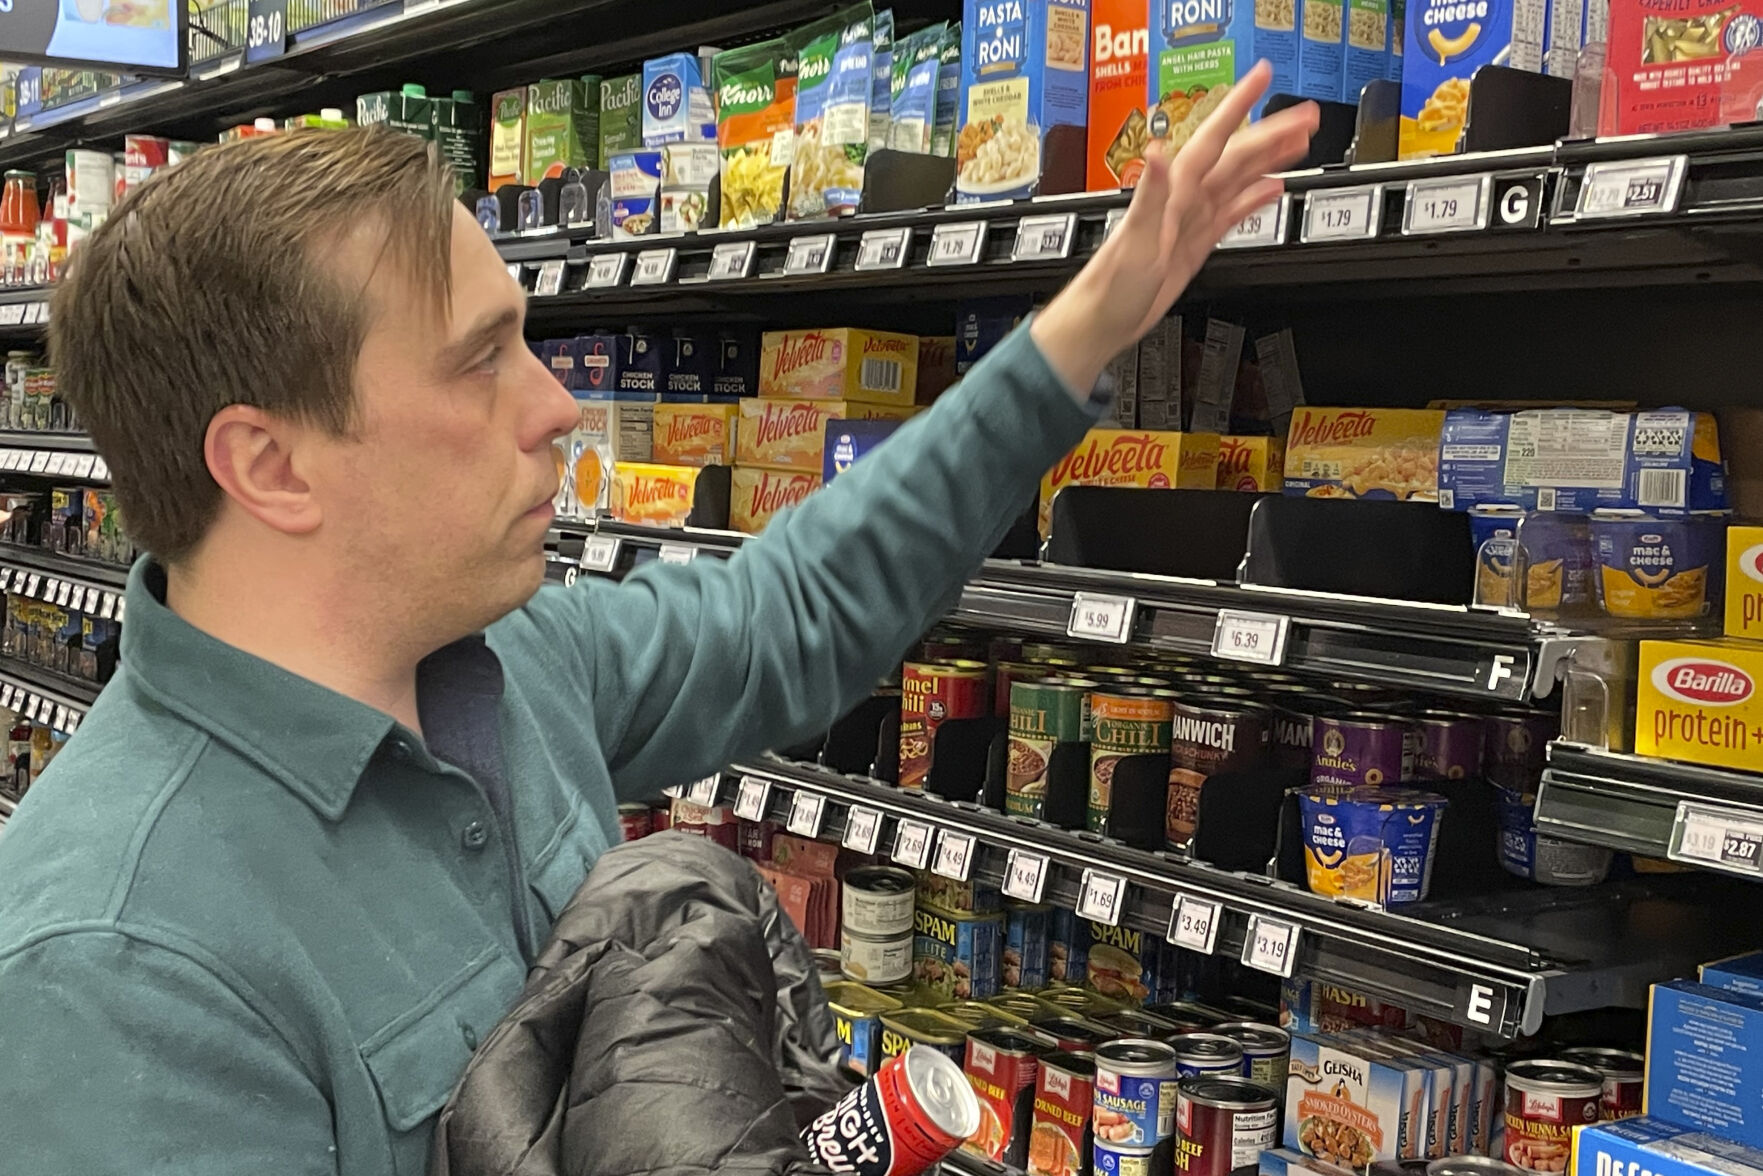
[1646,983,1763,1149]
[1701,951,1763,996]
[956,0,1092,203]
[1282,407,1445,501]
[1727,525,1763,641]
[1150,0,1282,146]
[825,418,909,481]
[1089,0,1153,190]
[1635,639,1763,773]
[1399,0,1545,158]
[1574,1117,1763,1176]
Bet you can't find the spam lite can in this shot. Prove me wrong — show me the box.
[1008,677,1096,819]
[900,661,990,791]
[1089,688,1176,836]
[804,1046,983,1176]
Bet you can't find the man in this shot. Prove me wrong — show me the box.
[0,65,1313,1173]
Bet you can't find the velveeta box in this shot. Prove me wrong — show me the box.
[760,328,922,407]
[609,462,703,528]
[1636,638,1763,774]
[1282,408,1445,502]
[738,398,916,473]
[1217,435,1286,492]
[1727,525,1763,641]
[1039,428,1221,537]
[652,402,738,467]
[730,467,820,534]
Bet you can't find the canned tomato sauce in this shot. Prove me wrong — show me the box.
[1555,1047,1644,1121]
[1029,1051,1096,1176]
[804,1046,983,1176]
[1212,1022,1290,1091]
[964,1027,1057,1165]
[1411,711,1484,781]
[1095,1038,1179,1147]
[900,660,990,791]
[1501,1060,1603,1175]
[1311,712,1414,791]
[845,866,918,937]
[1089,688,1177,836]
[1174,1075,1279,1176]
[1167,697,1271,848]
[1169,1034,1246,1078]
[1009,677,1096,819]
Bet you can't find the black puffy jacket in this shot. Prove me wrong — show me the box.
[431,832,846,1176]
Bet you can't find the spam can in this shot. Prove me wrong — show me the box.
[914,906,1003,1000]
[901,660,990,791]
[828,979,906,1078]
[879,1008,970,1067]
[938,1001,1029,1034]
[1005,901,1052,990]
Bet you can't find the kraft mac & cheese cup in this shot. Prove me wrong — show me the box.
[1590,509,1728,620]
[1469,507,1595,615]
[1299,787,1447,908]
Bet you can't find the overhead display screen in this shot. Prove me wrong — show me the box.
[0,0,185,76]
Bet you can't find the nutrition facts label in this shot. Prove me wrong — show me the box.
[1504,413,1628,489]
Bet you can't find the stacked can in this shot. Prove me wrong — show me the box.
[842,866,917,985]
[899,661,989,792]
[1093,1039,1178,1176]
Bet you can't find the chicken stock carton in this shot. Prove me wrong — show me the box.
[643,52,717,145]
[1285,1034,1415,1170]
[731,467,821,533]
[653,402,739,467]
[1039,428,1221,536]
[1636,638,1763,774]
[1400,0,1544,159]
[1089,0,1153,190]
[738,398,917,472]
[955,0,1092,204]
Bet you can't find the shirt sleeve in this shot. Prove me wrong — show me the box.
[516,321,1099,799]
[0,929,338,1176]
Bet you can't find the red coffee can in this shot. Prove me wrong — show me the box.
[804,1046,982,1176]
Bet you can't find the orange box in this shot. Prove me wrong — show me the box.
[737,398,916,473]
[1087,0,1151,192]
[652,402,739,467]
[1637,639,1763,773]
[1217,436,1285,492]
[730,466,820,534]
[609,462,703,528]
[1039,429,1220,536]
[760,328,921,407]
[917,336,957,405]
[1283,407,1445,502]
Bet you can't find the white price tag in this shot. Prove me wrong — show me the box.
[40,579,57,602]
[630,248,678,286]
[786,790,827,838]
[55,580,71,607]
[73,455,96,478]
[1670,801,1763,874]
[657,543,696,566]
[1167,894,1222,954]
[83,587,99,612]
[65,710,80,733]
[505,263,525,284]
[21,302,40,325]
[855,227,912,271]
[733,775,772,822]
[1402,174,1492,235]
[892,818,933,869]
[688,775,720,806]
[28,451,49,473]
[0,305,24,326]
[1012,213,1077,262]
[1301,186,1382,243]
[580,535,621,572]
[23,574,39,597]
[783,233,836,276]
[928,221,987,267]
[114,598,126,623]
[1001,848,1049,903]
[1,686,13,708]
[1576,156,1687,220]
[1067,592,1136,644]
[661,784,686,799]
[533,259,567,296]
[1211,610,1291,666]
[585,253,630,288]
[0,570,10,590]
[44,453,68,475]
[53,705,68,731]
[99,593,116,620]
[1104,206,1128,240]
[1218,195,1289,249]
[1242,914,1301,977]
[32,696,48,723]
[1076,869,1126,926]
[37,302,49,324]
[91,458,109,481]
[930,829,977,882]
[843,805,884,854]
[0,451,18,470]
[708,240,757,281]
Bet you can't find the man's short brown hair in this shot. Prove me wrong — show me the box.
[50,128,456,562]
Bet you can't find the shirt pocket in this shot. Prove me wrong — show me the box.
[527,798,609,927]
[360,946,526,1175]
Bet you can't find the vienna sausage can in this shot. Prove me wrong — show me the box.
[1555,1047,1644,1121]
[1501,1060,1602,1176]
[1095,1038,1179,1147]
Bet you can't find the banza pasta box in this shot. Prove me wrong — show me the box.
[956,0,1092,203]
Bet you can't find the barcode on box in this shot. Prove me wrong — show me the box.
[861,359,902,394]
[1538,488,1557,511]
[1638,469,1687,508]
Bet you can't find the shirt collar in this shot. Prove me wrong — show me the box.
[120,558,405,821]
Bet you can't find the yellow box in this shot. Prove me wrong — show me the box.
[1637,638,1763,773]
[1282,408,1445,502]
[760,328,921,406]
[1038,429,1221,538]
[730,466,820,534]
[1216,436,1285,493]
[736,398,916,473]
[608,462,703,528]
[652,402,739,467]
[1727,525,1763,642]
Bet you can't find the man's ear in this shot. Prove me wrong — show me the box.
[204,405,323,537]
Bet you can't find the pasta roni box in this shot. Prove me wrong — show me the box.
[1399,0,1545,159]
[955,0,1091,204]
[1282,407,1445,501]
[1646,982,1763,1149]
[1599,0,1763,136]
[1573,1116,1763,1176]
[1149,0,1284,148]
[1436,410,1727,517]
[1635,639,1763,773]
[1039,428,1221,536]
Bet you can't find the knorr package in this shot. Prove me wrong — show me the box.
[789,5,877,220]
[932,22,964,156]
[890,23,946,153]
[871,9,896,152]
[713,40,799,229]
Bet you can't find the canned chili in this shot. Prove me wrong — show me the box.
[1009,677,1096,819]
[900,660,990,791]
[1089,687,1177,836]
[804,1046,983,1176]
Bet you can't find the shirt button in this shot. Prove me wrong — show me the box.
[389,739,414,761]
[461,821,489,851]
[459,1021,479,1050]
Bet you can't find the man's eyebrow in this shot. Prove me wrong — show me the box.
[438,305,522,369]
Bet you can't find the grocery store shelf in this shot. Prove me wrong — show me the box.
[0,656,97,737]
[711,755,1757,1039]
[0,432,94,453]
[0,441,108,485]
[1537,743,1763,878]
[0,546,129,591]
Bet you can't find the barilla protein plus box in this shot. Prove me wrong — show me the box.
[1400,0,1544,158]
[955,0,1091,204]
[1089,0,1152,190]
[1600,0,1763,135]
[738,399,916,472]
[1636,639,1763,773]
[760,328,921,407]
[1282,407,1445,501]
[1647,982,1763,1149]
[1039,428,1221,536]
[1574,1117,1763,1176]
[652,403,739,467]
[1726,525,1763,641]
[1299,0,1348,101]
[1150,0,1277,148]
[731,467,821,533]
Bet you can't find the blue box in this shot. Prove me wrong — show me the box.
[1151,0,1267,138]
[1646,982,1763,1149]
[1297,0,1345,101]
[1701,952,1763,998]
[717,332,760,399]
[1342,0,1393,102]
[956,0,1090,204]
[824,418,907,482]
[641,52,716,145]
[957,297,1031,375]
[665,333,716,397]
[1573,1117,1763,1176]
[572,334,621,396]
[618,331,665,396]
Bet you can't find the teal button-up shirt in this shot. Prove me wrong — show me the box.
[0,325,1096,1175]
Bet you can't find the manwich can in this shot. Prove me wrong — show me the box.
[1174,1075,1279,1176]
[1166,696,1272,848]
[1009,677,1097,819]
[1089,687,1177,836]
[804,1045,983,1176]
[900,660,990,791]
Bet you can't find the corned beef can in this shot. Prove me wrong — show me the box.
[618,803,653,841]
[1174,1075,1279,1176]
[900,660,990,791]
[964,1026,1057,1165]
[1411,711,1485,782]
[1095,1038,1179,1146]
[1032,1017,1114,1053]
[1029,1051,1096,1176]
[1211,1022,1290,1091]
[1096,1009,1189,1041]
[1089,687,1177,836]
[1166,697,1271,848]
[1500,1060,1603,1176]
[805,1045,983,1176]
[1556,1047,1645,1121]
[1310,712,1414,792]
[1169,1033,1246,1078]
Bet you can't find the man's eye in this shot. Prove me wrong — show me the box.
[473,347,501,372]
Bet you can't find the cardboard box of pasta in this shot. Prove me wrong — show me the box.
[653,402,739,467]
[1399,0,1545,158]
[1089,0,1151,191]
[1283,407,1444,502]
[1599,0,1763,136]
[1646,982,1763,1149]
[737,398,918,473]
[731,467,820,534]
[760,328,921,407]
[1726,525,1763,642]
[1039,428,1221,536]
[1635,639,1763,773]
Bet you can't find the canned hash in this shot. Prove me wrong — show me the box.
[900,660,990,791]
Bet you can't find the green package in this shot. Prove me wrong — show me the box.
[430,90,483,195]
[356,83,431,139]
[524,79,594,183]
[599,75,642,163]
